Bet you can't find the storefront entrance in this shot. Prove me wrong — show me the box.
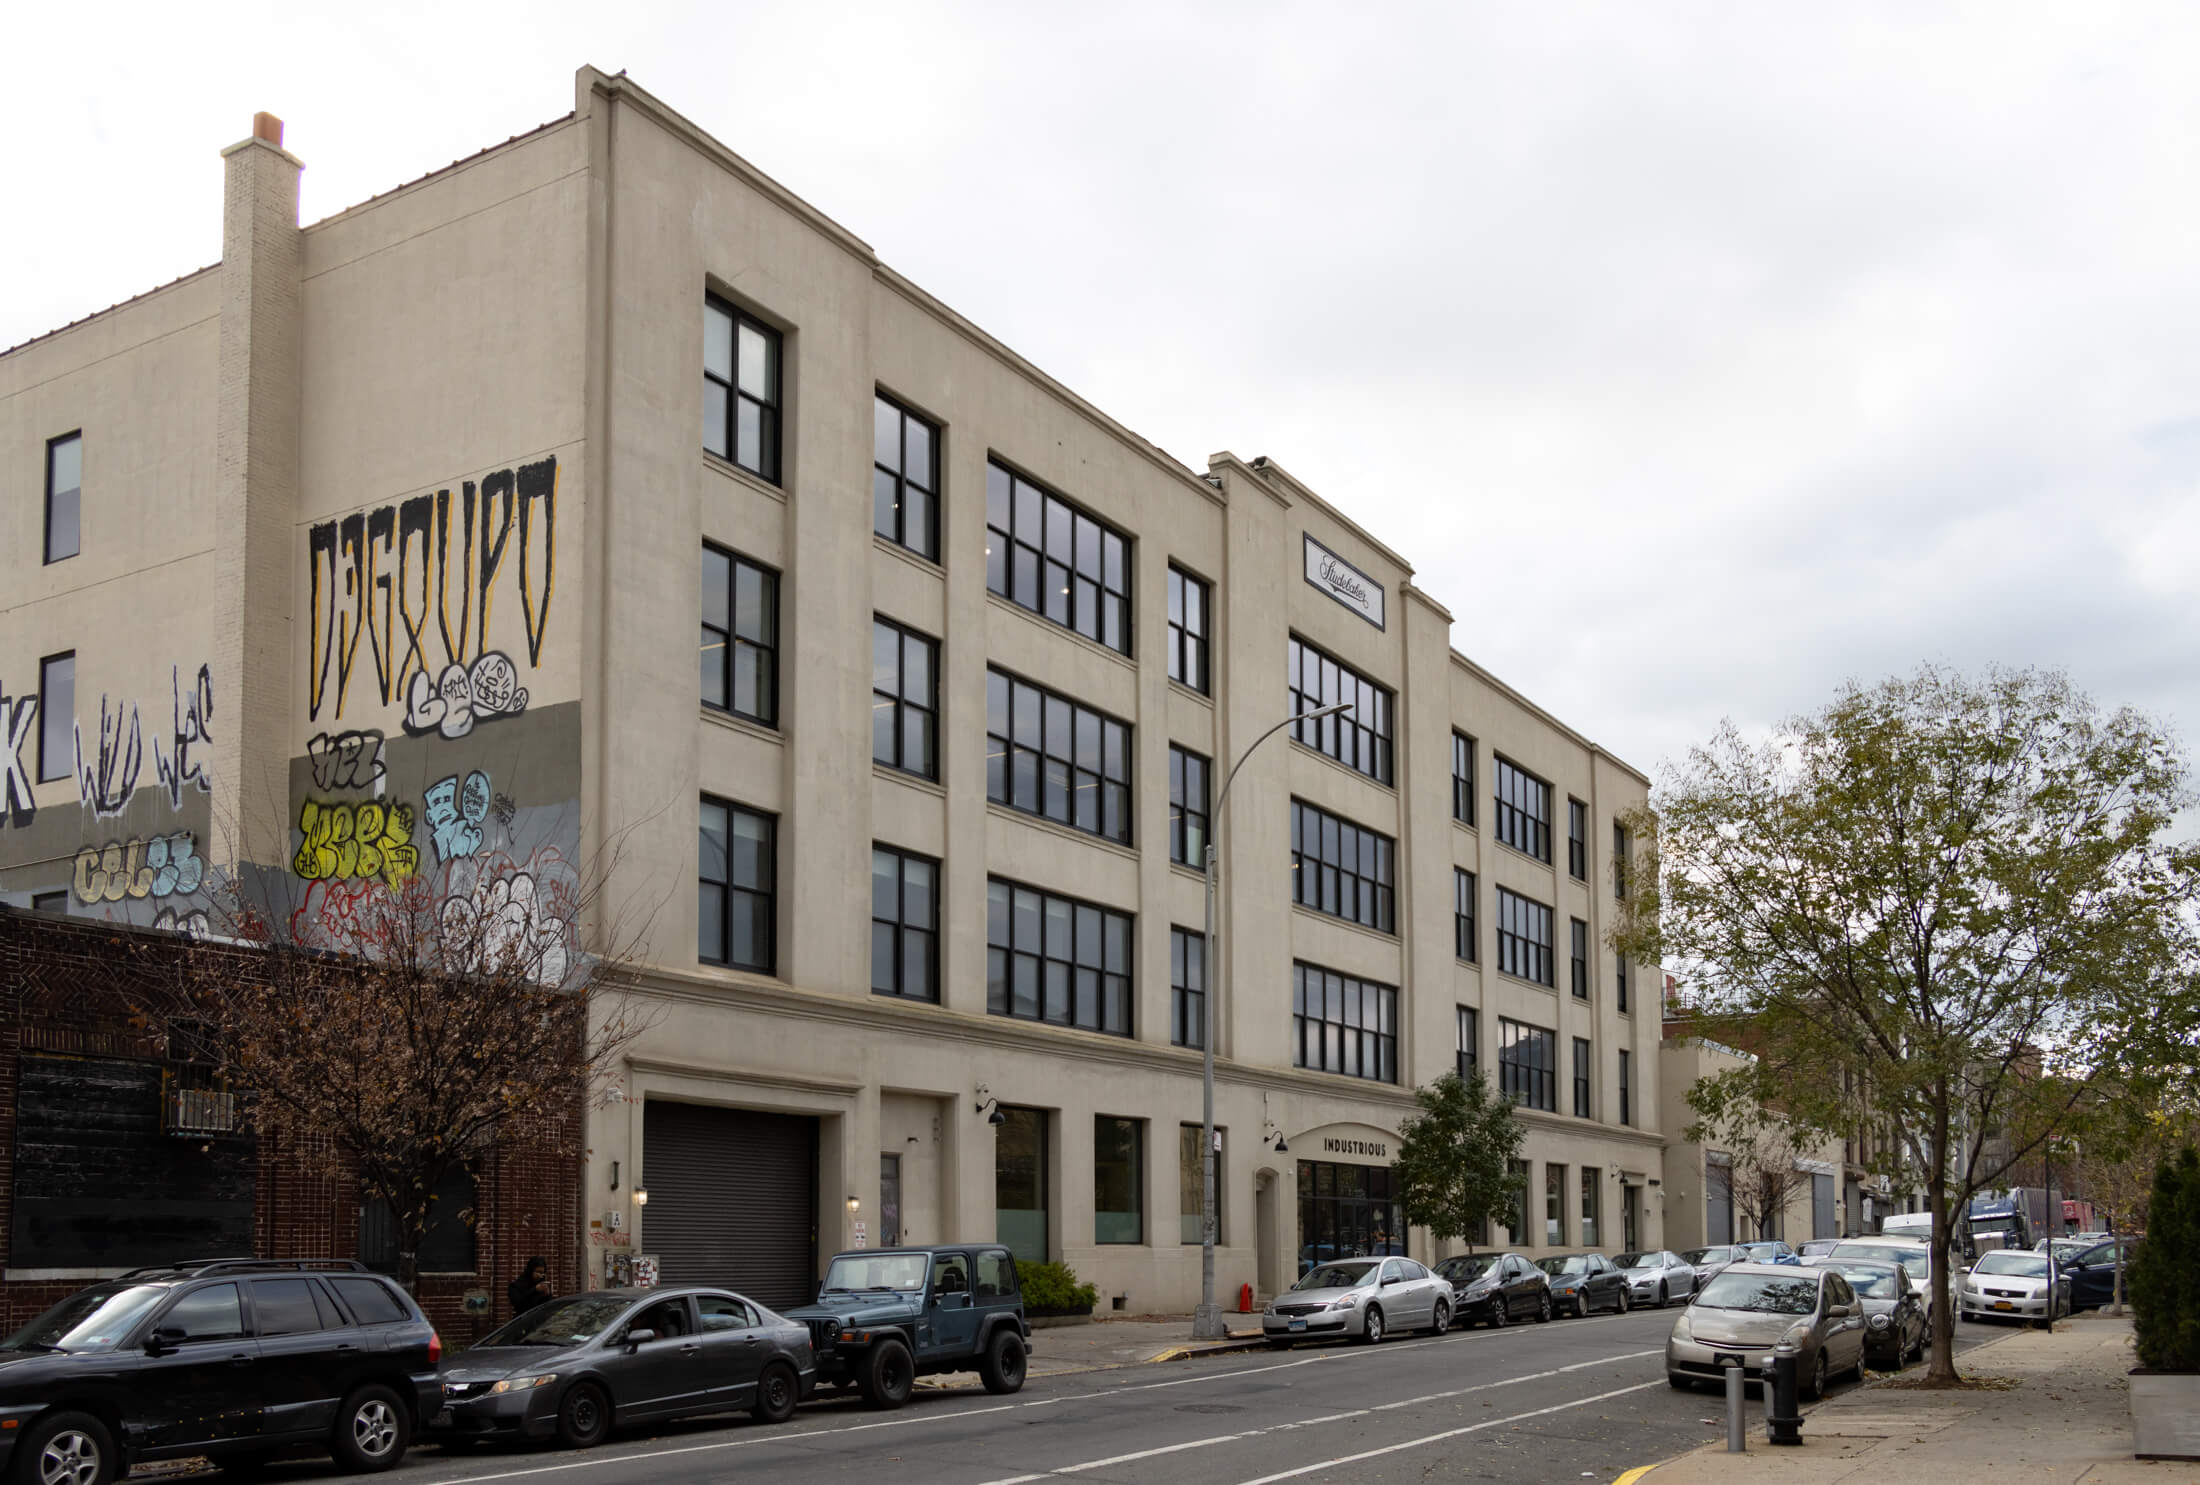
[1296,1159,1402,1276]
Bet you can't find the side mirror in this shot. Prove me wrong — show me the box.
[623,1328,657,1350]
[1381,1275,1402,1287]
[145,1325,187,1355]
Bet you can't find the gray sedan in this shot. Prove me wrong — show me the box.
[1666,1262,1869,1400]
[1817,1258,1925,1367]
[1614,1249,1699,1307]
[1263,1257,1454,1346]
[433,1287,815,1447]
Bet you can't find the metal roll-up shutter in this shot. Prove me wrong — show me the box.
[643,1101,818,1309]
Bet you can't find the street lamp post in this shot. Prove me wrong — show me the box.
[1193,699,1351,1341]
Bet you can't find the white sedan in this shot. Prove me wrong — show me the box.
[1959,1249,2069,1327]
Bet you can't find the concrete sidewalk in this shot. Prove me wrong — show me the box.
[1637,1314,2198,1483]
[927,1314,1264,1385]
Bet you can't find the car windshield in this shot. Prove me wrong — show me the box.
[2,1285,167,1353]
[1836,1245,1932,1279]
[1681,1248,1731,1266]
[1436,1254,1497,1281]
[1695,1273,1821,1315]
[1615,1252,1661,1270]
[478,1296,634,1348]
[1826,1263,1899,1298]
[821,1254,930,1292]
[1537,1256,1592,1276]
[1974,1252,2051,1278]
[1295,1261,1378,1291]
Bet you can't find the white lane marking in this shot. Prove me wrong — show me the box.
[1227,1380,1666,1485]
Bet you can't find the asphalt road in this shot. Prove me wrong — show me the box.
[204,1308,2007,1485]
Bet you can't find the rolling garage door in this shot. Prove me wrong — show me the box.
[642,1101,818,1309]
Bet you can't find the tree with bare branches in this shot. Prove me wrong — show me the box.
[1697,1105,1819,1244]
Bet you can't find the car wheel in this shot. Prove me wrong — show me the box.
[1572,1295,1588,1319]
[1537,1290,1553,1323]
[331,1383,411,1473]
[858,1338,916,1409]
[555,1382,612,1449]
[1801,1349,1829,1402]
[752,1360,801,1423]
[1488,1296,1508,1328]
[1427,1301,1450,1337]
[1360,1306,1386,1345]
[1657,1282,1670,1308]
[20,1411,117,1485]
[1617,1287,1631,1315]
[979,1329,1027,1395]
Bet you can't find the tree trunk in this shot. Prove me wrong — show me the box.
[1925,1096,1959,1383]
[397,1243,420,1295]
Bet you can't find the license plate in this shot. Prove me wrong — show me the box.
[1994,1301,2013,1311]
[431,1410,453,1428]
[1288,1319,1307,1331]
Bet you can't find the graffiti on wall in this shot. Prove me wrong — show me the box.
[402,651,529,740]
[306,729,387,792]
[293,799,418,886]
[423,770,492,863]
[74,697,141,818]
[73,665,215,818]
[1,684,34,829]
[439,847,576,985]
[153,906,212,936]
[71,832,205,904]
[306,457,558,723]
[153,665,214,810]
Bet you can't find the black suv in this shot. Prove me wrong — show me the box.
[782,1245,1029,1408]
[0,1258,442,1483]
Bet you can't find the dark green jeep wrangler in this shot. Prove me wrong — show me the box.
[782,1245,1029,1408]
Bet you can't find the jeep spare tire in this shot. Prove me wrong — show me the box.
[979,1329,1028,1394]
[859,1337,916,1409]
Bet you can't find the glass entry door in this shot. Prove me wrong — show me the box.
[996,1107,1049,1262]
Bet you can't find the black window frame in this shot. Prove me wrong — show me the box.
[703,295,783,484]
[1494,756,1552,863]
[1454,868,1478,962]
[985,668,1133,844]
[872,392,940,561]
[1496,886,1555,988]
[871,616,939,780]
[1291,961,1398,1085]
[1456,1005,1478,1080]
[1570,917,1590,1000]
[1567,798,1588,880]
[985,876,1134,1037]
[1289,799,1395,934]
[985,458,1132,653]
[1165,564,1210,694]
[699,795,776,973]
[700,544,780,727]
[37,651,73,784]
[1614,821,1631,899]
[1619,1048,1632,1126]
[1617,952,1631,1014]
[1451,732,1476,825]
[1169,745,1210,868]
[45,432,81,566]
[1498,1018,1557,1112]
[871,844,940,1003]
[1286,635,1394,785]
[1573,1037,1592,1118]
[1170,925,1207,1049]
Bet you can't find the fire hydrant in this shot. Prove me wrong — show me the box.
[1238,1283,1254,1313]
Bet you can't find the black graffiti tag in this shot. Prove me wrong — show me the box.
[307,729,387,792]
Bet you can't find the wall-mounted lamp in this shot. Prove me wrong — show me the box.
[609,1159,620,1191]
[846,1195,861,1214]
[975,1086,1007,1127]
[1262,1121,1289,1154]
[633,1188,649,1207]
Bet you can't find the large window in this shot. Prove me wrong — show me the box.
[1567,798,1588,880]
[1496,887,1554,987]
[873,393,939,561]
[1094,1117,1144,1243]
[1292,962,1397,1084]
[1614,822,1631,899]
[39,652,74,783]
[699,797,774,972]
[361,1169,476,1274]
[1166,565,1209,693]
[1494,757,1551,863]
[1298,1161,1402,1267]
[1452,732,1475,825]
[996,1107,1048,1262]
[985,460,1130,653]
[1546,1164,1567,1247]
[1170,746,1210,867]
[701,545,778,726]
[1286,636,1394,785]
[1181,1124,1223,1244]
[871,846,938,1002]
[986,669,1131,843]
[1456,1005,1478,1079]
[703,297,781,483]
[1618,1049,1632,1127]
[872,618,938,779]
[1570,917,1590,999]
[1498,1018,1556,1111]
[1454,869,1478,962]
[1573,1037,1592,1117]
[45,433,80,565]
[986,878,1132,1036]
[1289,800,1395,933]
[1581,1171,1600,1247]
[1170,926,1206,1049]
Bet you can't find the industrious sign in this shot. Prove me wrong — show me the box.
[1323,1137,1388,1158]
[1303,535,1385,629]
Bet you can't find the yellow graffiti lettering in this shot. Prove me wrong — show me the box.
[294,799,417,887]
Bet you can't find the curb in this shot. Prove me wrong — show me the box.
[1142,1335,1269,1365]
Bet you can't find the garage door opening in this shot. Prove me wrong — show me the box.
[642,1101,818,1309]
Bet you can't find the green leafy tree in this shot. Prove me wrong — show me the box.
[1394,1068,1526,1253]
[1615,666,2200,1383]
[2129,1147,2200,1372]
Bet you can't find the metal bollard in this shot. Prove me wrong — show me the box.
[1765,1340,1803,1446]
[1725,1364,1747,1452]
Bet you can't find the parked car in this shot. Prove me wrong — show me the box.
[1434,1252,1551,1327]
[2061,1238,2141,1311]
[1534,1254,1631,1317]
[1680,1245,1749,1283]
[1264,1256,1455,1345]
[1736,1240,1803,1266]
[1666,1261,1869,1400]
[0,1257,440,1485]
[434,1286,813,1446]
[1828,1238,1951,1322]
[1613,1250,1699,1307]
[1795,1239,1844,1261]
[1958,1249,2068,1326]
[1816,1258,1926,1368]
[783,1246,1028,1406]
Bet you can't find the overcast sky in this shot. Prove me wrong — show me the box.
[12,1,2197,785]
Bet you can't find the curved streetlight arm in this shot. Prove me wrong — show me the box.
[1212,702,1350,824]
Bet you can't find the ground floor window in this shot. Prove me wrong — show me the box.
[1581,1170,1600,1247]
[996,1107,1049,1262]
[1507,1158,1531,1244]
[360,1167,477,1274]
[1297,1160,1401,1274]
[1545,1164,1566,1247]
[1094,1117,1143,1243]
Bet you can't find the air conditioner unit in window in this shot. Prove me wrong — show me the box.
[167,1085,237,1135]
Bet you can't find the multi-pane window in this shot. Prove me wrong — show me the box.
[1614,822,1631,899]
[38,653,73,783]
[1581,1171,1600,1247]
[1618,1049,1632,1126]
[871,618,938,778]
[1169,747,1210,868]
[1546,1164,1567,1247]
[699,797,774,972]
[1291,962,1397,1084]
[1496,887,1554,987]
[1567,799,1588,880]
[1617,953,1631,1014]
[985,460,1131,653]
[986,878,1133,1036]
[870,846,938,1002]
[986,669,1132,843]
[1452,732,1476,825]
[1289,800,1395,933]
[1094,1117,1143,1243]
[1165,565,1210,693]
[1170,926,1207,1049]
[701,546,779,726]
[1454,869,1478,962]
[1456,1005,1479,1079]
[703,297,781,483]
[45,433,80,565]
[1498,1018,1557,1111]
[1494,757,1552,862]
[873,394,939,561]
[1573,1037,1592,1117]
[1570,918,1590,999]
[1286,636,1394,785]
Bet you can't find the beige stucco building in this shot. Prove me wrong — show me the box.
[1,68,1664,1311]
[1658,1032,1848,1252]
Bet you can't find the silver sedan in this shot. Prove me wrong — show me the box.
[1614,1249,1699,1307]
[1263,1256,1454,1347]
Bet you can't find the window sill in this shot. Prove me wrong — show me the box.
[701,705,784,747]
[1288,1065,1401,1090]
[1494,969,1559,995]
[694,959,782,987]
[984,592,1138,674]
[1452,816,1477,835]
[985,800,1141,866]
[874,532,944,576]
[703,451,788,503]
[1167,678,1214,708]
[1169,861,1208,887]
[1493,840,1556,872]
[1289,904,1400,948]
[874,762,946,798]
[1287,738,1397,797]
